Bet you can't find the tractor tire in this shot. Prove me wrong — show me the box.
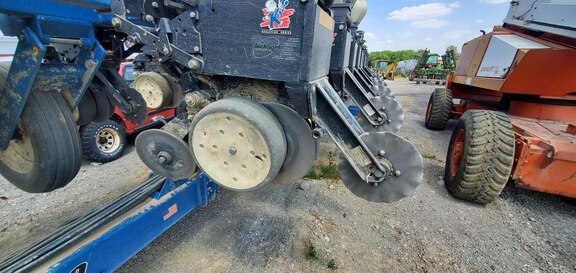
[80,120,126,163]
[425,88,453,130]
[0,91,82,193]
[444,110,515,204]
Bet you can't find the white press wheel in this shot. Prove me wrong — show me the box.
[190,97,287,191]
[133,72,173,109]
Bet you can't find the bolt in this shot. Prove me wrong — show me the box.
[187,59,199,70]
[377,117,383,122]
[378,150,386,157]
[338,24,345,31]
[193,46,200,52]
[190,11,196,18]
[374,171,383,178]
[145,15,154,22]
[229,147,237,155]
[300,0,308,3]
[162,46,171,55]
[111,17,122,29]
[157,151,172,164]
[126,9,131,14]
[381,106,386,111]
[152,1,159,8]
[394,170,402,177]
[387,119,392,124]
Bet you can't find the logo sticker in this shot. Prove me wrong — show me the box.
[260,0,295,35]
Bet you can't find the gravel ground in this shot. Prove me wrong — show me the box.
[1,79,575,272]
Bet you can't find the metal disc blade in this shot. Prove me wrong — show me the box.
[262,102,317,184]
[339,132,423,203]
[369,85,394,98]
[357,96,404,133]
[135,129,196,180]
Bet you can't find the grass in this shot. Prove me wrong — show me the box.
[305,151,340,180]
[327,259,339,270]
[422,153,444,163]
[304,245,319,261]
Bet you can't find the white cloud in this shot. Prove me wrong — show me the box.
[410,19,449,29]
[388,3,457,21]
[476,19,484,23]
[424,37,433,41]
[443,30,472,39]
[481,0,509,4]
[448,2,460,8]
[364,32,377,38]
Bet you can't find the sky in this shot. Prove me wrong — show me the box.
[361,0,512,54]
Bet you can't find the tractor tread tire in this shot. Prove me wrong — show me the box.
[425,88,453,130]
[445,110,515,204]
[80,120,126,163]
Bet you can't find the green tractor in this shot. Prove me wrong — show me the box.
[409,48,456,85]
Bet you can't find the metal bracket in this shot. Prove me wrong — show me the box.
[112,14,204,71]
[310,78,391,183]
[343,69,387,126]
[0,28,45,150]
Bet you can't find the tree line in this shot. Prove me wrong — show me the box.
[369,46,459,63]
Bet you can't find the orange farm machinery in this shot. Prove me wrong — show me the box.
[425,0,576,203]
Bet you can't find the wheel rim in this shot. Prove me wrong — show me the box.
[425,98,433,122]
[0,122,34,174]
[449,129,465,177]
[191,112,272,190]
[96,127,121,153]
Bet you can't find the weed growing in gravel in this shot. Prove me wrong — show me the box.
[422,153,443,162]
[327,259,339,270]
[304,245,319,260]
[305,151,340,180]
[305,170,320,180]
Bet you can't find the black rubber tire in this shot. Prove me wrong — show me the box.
[425,88,453,130]
[80,120,126,163]
[0,91,82,193]
[190,97,287,191]
[77,90,97,126]
[444,110,515,204]
[92,88,113,123]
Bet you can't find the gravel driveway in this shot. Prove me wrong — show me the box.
[1,79,574,273]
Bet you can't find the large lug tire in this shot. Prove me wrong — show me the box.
[190,97,287,191]
[80,120,127,163]
[0,91,82,193]
[425,88,453,130]
[444,110,515,204]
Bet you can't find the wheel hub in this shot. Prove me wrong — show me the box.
[449,129,465,177]
[96,128,120,153]
[191,112,272,190]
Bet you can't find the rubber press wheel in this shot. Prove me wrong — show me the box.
[190,97,287,191]
[0,89,82,193]
[80,120,126,163]
[425,88,453,130]
[444,110,515,204]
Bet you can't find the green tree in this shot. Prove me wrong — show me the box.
[368,49,423,64]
